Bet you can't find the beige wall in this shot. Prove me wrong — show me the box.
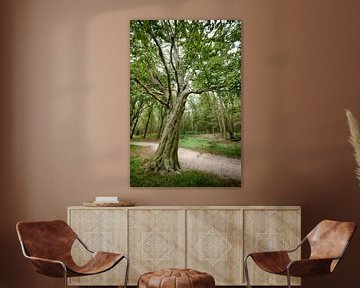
[1,0,360,287]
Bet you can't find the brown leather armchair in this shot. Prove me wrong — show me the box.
[16,220,129,288]
[244,220,356,288]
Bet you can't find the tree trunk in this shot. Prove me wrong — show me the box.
[130,117,140,139]
[217,94,233,140]
[130,100,145,139]
[146,91,189,173]
[217,112,224,137]
[157,107,167,139]
[217,97,227,139]
[191,113,194,132]
[143,105,153,138]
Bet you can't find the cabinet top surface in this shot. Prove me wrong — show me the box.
[68,205,301,210]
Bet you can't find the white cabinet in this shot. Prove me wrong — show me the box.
[68,206,300,286]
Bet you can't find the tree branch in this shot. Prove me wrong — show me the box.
[190,85,235,95]
[151,75,164,89]
[147,27,172,102]
[133,77,169,108]
[170,37,180,94]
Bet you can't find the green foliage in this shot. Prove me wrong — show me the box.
[179,135,241,158]
[130,145,239,187]
[130,20,241,100]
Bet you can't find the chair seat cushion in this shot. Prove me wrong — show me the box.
[250,251,291,274]
[66,252,124,277]
[138,268,215,288]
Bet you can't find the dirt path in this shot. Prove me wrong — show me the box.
[131,141,241,181]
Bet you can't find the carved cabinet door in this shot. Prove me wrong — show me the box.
[187,209,243,285]
[68,208,128,286]
[128,209,186,284]
[243,209,301,286]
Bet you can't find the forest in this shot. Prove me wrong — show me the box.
[130,20,241,187]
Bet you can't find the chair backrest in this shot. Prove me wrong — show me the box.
[307,220,356,261]
[16,220,77,261]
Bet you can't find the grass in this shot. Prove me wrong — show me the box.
[179,134,241,158]
[130,145,240,187]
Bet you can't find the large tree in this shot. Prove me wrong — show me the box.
[130,20,241,173]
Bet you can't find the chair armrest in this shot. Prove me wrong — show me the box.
[26,255,65,265]
[246,251,291,274]
[287,258,336,277]
[19,240,67,277]
[245,237,306,259]
[249,250,289,255]
[245,237,307,260]
[27,255,66,268]
[26,255,67,278]
[286,237,307,253]
[76,236,94,253]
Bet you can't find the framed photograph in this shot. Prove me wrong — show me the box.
[130,20,241,187]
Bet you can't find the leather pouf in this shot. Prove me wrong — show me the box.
[138,268,215,288]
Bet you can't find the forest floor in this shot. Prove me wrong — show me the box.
[130,141,241,181]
